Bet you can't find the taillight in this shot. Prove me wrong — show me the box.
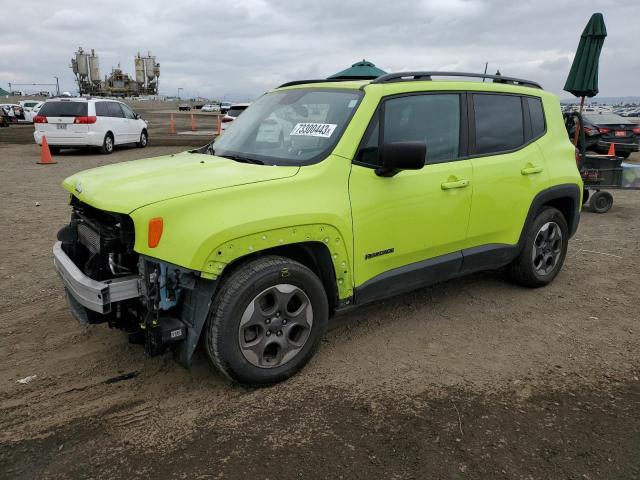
[74,116,97,124]
[222,116,234,123]
[33,115,47,123]
[148,217,163,248]
[597,127,611,134]
[632,127,640,135]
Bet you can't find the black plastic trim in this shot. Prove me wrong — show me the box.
[353,243,521,306]
[518,184,581,241]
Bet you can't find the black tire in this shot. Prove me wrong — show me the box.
[205,256,328,385]
[137,130,148,148]
[582,188,590,206]
[590,190,613,213]
[508,207,569,288]
[49,146,61,154]
[619,151,631,159]
[99,133,114,154]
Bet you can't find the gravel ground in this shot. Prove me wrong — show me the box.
[0,137,639,479]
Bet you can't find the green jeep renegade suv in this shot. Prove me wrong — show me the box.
[54,72,582,385]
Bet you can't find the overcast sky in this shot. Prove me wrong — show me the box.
[2,0,637,101]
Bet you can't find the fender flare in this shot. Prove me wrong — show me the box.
[518,183,581,248]
[201,224,353,299]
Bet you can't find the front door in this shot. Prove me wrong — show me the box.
[349,93,473,298]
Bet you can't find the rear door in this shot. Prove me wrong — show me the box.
[466,93,549,247]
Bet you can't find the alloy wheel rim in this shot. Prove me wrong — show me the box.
[238,284,313,368]
[141,133,147,146]
[106,137,113,151]
[532,221,563,276]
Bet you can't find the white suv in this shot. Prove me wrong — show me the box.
[33,98,148,154]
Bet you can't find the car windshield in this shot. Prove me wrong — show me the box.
[38,101,87,117]
[211,89,362,166]
[584,113,631,124]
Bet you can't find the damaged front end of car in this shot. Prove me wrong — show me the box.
[53,197,216,366]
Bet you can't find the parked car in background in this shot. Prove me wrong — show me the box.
[221,103,250,130]
[581,112,640,158]
[201,104,220,113]
[1,104,24,122]
[33,98,148,154]
[20,101,44,123]
[219,101,232,114]
[178,103,192,111]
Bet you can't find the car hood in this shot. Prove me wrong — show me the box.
[62,151,299,214]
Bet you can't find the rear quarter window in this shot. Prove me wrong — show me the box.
[527,97,546,139]
[38,102,88,117]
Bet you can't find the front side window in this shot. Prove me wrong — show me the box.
[120,103,137,119]
[473,94,524,154]
[358,94,460,166]
[212,89,362,166]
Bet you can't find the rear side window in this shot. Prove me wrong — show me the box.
[527,97,546,138]
[107,102,124,118]
[38,102,87,117]
[473,94,524,155]
[95,102,109,116]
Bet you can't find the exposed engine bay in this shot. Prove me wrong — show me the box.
[55,197,215,363]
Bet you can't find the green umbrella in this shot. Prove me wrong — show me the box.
[328,60,386,80]
[564,13,607,107]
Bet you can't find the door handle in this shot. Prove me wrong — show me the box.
[521,166,544,175]
[441,179,470,190]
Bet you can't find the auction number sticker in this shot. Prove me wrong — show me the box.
[290,123,337,138]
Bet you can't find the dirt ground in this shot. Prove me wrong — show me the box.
[1,128,639,479]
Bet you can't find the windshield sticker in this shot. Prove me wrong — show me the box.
[290,123,337,138]
[347,99,358,108]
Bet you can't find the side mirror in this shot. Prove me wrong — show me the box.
[375,141,426,177]
[135,113,141,120]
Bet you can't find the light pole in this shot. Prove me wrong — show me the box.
[53,76,60,96]
[177,88,183,100]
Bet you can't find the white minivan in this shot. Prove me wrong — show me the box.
[33,98,148,154]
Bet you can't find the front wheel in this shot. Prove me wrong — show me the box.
[205,256,328,385]
[508,207,569,288]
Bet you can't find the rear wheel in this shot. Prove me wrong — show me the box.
[205,256,328,385]
[508,207,569,288]
[49,146,61,154]
[137,130,148,148]
[99,133,114,154]
[590,190,613,213]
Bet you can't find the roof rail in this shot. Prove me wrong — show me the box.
[277,77,374,88]
[371,71,542,89]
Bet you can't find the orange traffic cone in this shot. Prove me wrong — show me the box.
[37,136,57,165]
[191,114,196,132]
[216,115,222,136]
[607,142,615,157]
[169,113,176,134]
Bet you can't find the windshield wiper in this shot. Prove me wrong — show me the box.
[217,153,264,165]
